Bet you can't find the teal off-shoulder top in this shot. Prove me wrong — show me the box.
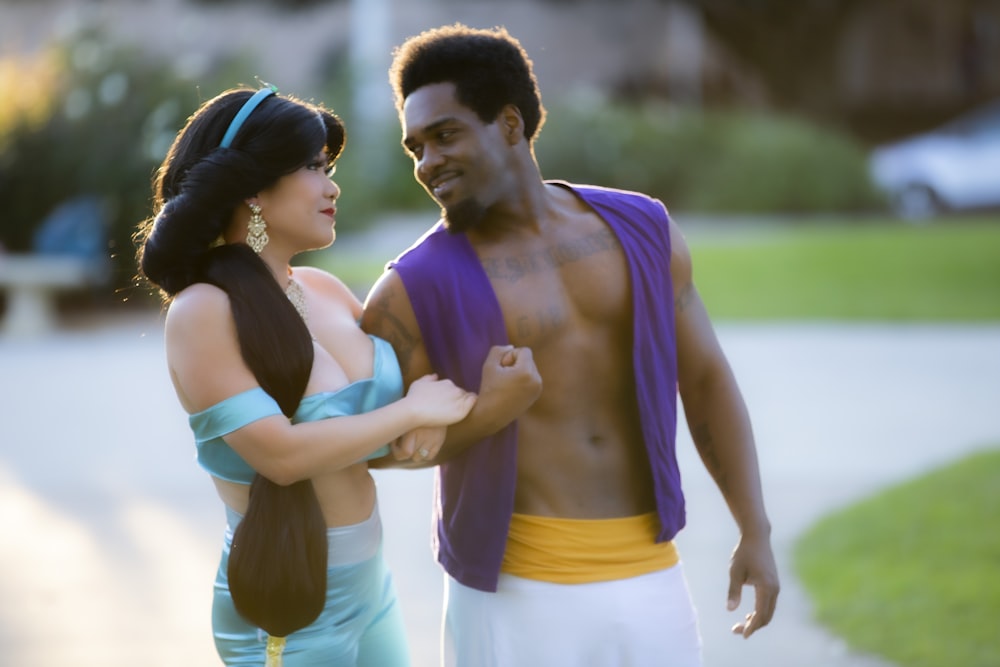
[187,335,403,484]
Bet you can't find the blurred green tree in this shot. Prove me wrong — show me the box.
[0,26,248,305]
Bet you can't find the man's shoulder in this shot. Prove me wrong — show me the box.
[552,180,667,218]
[389,220,480,293]
[390,220,453,266]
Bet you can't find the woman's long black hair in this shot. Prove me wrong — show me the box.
[135,87,345,638]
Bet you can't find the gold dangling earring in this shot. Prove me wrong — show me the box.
[247,203,269,254]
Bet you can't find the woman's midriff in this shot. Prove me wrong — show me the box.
[212,462,376,527]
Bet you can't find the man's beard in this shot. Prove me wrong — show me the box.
[442,198,487,234]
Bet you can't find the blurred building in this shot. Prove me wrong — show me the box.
[1,0,997,142]
[837,0,1000,139]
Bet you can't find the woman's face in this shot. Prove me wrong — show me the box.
[254,150,340,253]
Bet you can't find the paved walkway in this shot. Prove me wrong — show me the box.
[1,311,998,666]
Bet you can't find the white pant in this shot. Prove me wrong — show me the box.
[442,563,703,667]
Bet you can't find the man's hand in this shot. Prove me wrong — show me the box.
[379,345,541,468]
[479,344,542,418]
[727,533,780,638]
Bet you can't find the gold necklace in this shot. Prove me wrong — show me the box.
[285,276,308,323]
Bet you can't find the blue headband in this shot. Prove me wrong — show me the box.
[219,86,277,148]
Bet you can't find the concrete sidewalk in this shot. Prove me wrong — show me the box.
[1,314,998,666]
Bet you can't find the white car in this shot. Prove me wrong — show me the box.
[869,99,1000,220]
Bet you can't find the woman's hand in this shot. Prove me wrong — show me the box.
[392,425,447,462]
[404,374,477,427]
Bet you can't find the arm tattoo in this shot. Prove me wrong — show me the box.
[365,289,421,378]
[675,281,695,313]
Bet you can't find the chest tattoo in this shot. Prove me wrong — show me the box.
[514,305,566,341]
[481,228,620,283]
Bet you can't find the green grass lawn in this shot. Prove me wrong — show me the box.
[688,217,1000,320]
[794,448,1000,667]
[323,216,1000,321]
[317,217,1000,664]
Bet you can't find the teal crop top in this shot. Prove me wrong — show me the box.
[187,335,404,484]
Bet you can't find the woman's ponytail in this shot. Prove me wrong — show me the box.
[201,245,328,658]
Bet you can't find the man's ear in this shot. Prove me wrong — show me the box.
[500,104,524,144]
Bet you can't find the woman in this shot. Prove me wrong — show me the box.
[135,85,475,665]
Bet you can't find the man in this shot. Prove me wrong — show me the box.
[362,23,779,666]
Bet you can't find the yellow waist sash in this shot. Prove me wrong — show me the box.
[501,511,679,584]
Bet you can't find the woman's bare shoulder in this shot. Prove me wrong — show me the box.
[164,283,252,411]
[167,282,228,318]
[294,265,361,312]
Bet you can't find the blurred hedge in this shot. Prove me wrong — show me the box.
[535,99,885,214]
[0,28,247,305]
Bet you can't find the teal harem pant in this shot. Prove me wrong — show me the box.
[212,503,411,666]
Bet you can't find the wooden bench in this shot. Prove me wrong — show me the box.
[0,254,110,337]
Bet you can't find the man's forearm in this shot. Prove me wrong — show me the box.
[367,389,525,469]
[685,372,771,535]
[435,389,522,462]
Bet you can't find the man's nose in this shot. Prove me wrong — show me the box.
[417,145,445,181]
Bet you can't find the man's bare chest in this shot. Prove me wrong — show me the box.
[475,225,632,349]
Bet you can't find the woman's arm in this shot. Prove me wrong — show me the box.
[165,283,475,485]
[370,345,541,469]
[222,375,469,484]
